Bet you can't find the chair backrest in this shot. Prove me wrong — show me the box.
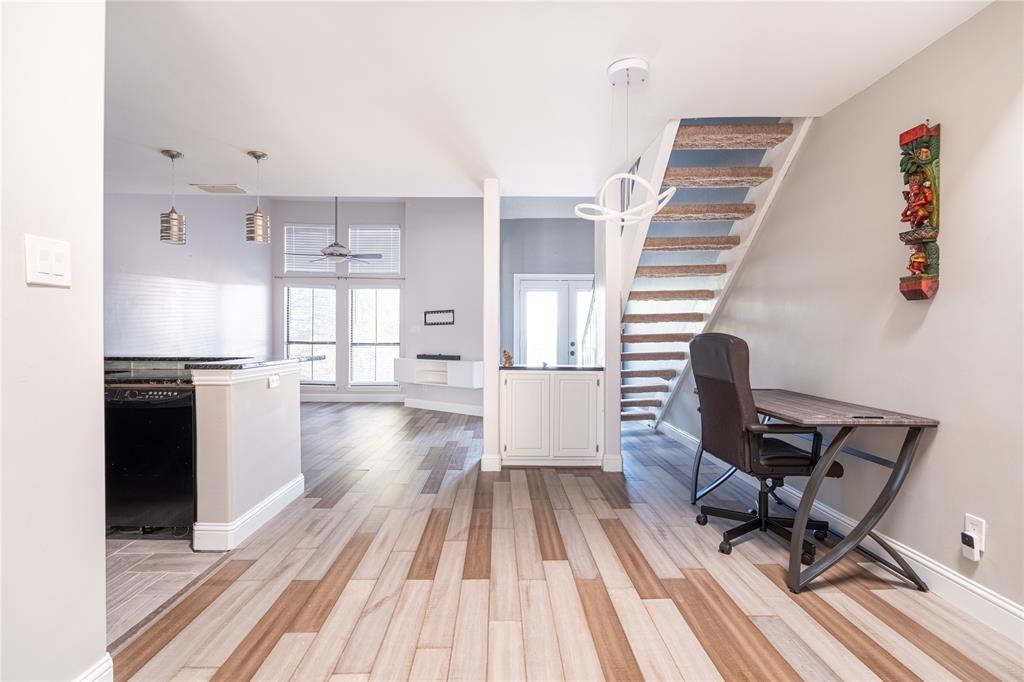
[690,333,759,472]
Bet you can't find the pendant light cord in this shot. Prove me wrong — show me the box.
[255,157,262,212]
[625,70,630,168]
[170,156,177,208]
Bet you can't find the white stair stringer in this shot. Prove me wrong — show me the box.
[620,120,683,312]
[650,117,814,427]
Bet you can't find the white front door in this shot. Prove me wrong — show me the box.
[515,275,594,366]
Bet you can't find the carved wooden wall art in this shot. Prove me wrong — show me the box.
[898,121,940,300]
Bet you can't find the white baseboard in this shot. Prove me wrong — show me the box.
[481,453,501,472]
[193,474,305,551]
[404,397,483,417]
[654,421,1024,642]
[602,453,624,472]
[501,455,602,467]
[300,391,404,403]
[74,653,113,682]
[657,420,701,450]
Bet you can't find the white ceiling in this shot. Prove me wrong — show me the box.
[105,1,986,198]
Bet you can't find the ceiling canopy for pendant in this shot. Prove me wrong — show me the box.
[245,150,270,244]
[575,57,676,225]
[159,149,186,245]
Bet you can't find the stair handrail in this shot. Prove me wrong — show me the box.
[619,121,681,312]
[578,120,679,367]
[579,292,598,366]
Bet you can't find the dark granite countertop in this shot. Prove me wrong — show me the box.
[499,365,604,371]
[186,356,325,370]
[104,355,325,379]
[104,356,249,363]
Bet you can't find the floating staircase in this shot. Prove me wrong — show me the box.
[620,118,809,424]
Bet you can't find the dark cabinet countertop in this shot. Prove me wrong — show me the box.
[498,365,604,371]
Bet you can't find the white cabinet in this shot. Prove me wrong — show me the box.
[394,358,483,388]
[500,370,603,465]
[550,373,601,458]
[502,372,550,459]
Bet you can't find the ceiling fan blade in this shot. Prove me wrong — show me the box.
[348,253,383,259]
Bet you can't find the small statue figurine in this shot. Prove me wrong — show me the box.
[906,244,928,275]
[900,174,935,228]
[502,349,514,367]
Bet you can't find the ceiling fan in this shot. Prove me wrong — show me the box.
[311,197,384,263]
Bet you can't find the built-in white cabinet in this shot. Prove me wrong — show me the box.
[500,370,603,465]
[394,358,483,388]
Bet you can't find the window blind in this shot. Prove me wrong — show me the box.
[285,224,335,273]
[348,225,401,275]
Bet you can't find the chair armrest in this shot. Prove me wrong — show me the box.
[746,424,824,460]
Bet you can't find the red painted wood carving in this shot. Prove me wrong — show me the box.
[898,122,940,300]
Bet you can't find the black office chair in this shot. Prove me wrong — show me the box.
[690,333,843,563]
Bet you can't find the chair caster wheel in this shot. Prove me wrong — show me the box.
[719,541,732,555]
[747,509,757,515]
[696,514,708,526]
[813,529,828,541]
[801,552,815,566]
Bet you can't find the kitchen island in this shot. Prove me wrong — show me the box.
[104,356,316,550]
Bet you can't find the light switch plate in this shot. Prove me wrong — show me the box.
[25,234,71,287]
[267,375,281,389]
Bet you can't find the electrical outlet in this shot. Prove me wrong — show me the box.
[965,514,986,552]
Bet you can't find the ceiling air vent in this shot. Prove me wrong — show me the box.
[190,183,247,194]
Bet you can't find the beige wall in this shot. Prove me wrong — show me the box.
[1,2,109,679]
[663,1,1023,604]
[194,369,302,524]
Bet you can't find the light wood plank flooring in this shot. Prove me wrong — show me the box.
[110,403,1024,681]
[106,534,223,645]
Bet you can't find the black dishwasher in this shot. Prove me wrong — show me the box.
[104,386,196,529]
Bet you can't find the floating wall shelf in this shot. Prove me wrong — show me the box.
[394,358,483,389]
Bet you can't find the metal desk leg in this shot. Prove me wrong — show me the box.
[788,427,927,592]
[689,441,738,505]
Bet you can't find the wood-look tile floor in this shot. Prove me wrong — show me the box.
[106,533,223,645]
[111,403,1024,681]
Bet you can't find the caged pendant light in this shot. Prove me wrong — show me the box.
[159,149,186,244]
[245,150,270,243]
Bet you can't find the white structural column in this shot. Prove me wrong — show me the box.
[481,178,502,471]
[600,217,623,471]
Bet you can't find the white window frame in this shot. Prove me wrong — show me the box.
[346,224,403,278]
[347,281,402,388]
[283,223,338,277]
[284,282,339,385]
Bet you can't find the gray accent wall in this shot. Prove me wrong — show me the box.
[500,218,595,353]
